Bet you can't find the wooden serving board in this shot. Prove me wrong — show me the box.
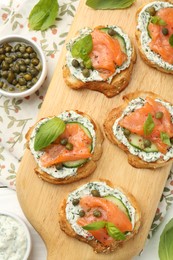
[16,1,173,259]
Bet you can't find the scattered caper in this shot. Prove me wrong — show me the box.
[147,7,156,16]
[155,111,163,119]
[170,137,173,144]
[80,61,85,69]
[60,138,68,145]
[79,210,85,217]
[162,28,169,36]
[82,68,90,78]
[93,210,102,218]
[108,28,116,36]
[66,143,73,150]
[56,164,63,170]
[143,139,151,148]
[91,189,100,197]
[72,199,80,206]
[124,128,131,137]
[72,59,79,68]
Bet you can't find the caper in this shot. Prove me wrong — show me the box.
[31,77,38,84]
[108,28,116,36]
[170,137,173,144]
[56,164,63,170]
[16,52,22,58]
[66,143,73,150]
[93,210,102,218]
[82,68,90,78]
[0,54,5,61]
[10,54,17,61]
[2,61,9,70]
[72,199,80,206]
[162,28,169,36]
[26,46,34,54]
[7,71,15,84]
[30,68,39,76]
[30,52,37,58]
[80,61,85,69]
[147,7,156,16]
[24,59,30,65]
[23,53,30,59]
[0,81,3,88]
[124,128,131,137]
[18,59,25,65]
[19,45,26,53]
[36,63,42,71]
[18,77,26,86]
[12,79,17,85]
[0,48,5,54]
[14,43,21,52]
[8,86,15,92]
[79,210,85,217]
[5,46,12,52]
[24,73,32,81]
[12,64,20,73]
[5,57,13,64]
[2,83,8,90]
[155,111,163,119]
[143,139,151,148]
[91,189,100,197]
[72,59,79,68]
[60,138,68,145]
[19,65,27,72]
[1,71,8,79]
[31,58,39,66]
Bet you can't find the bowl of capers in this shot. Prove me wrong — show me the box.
[0,35,47,98]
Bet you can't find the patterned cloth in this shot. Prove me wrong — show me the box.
[0,0,173,238]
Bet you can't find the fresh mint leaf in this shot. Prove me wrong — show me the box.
[160,132,171,146]
[86,0,136,10]
[150,16,167,26]
[83,221,106,230]
[106,222,126,240]
[34,117,65,151]
[159,218,173,260]
[143,113,155,136]
[29,0,59,31]
[169,34,173,47]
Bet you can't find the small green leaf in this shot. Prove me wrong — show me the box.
[159,218,173,260]
[71,34,93,64]
[150,16,167,26]
[160,132,171,146]
[143,113,155,136]
[29,0,59,31]
[34,117,65,151]
[106,222,126,240]
[83,221,106,230]
[169,34,173,47]
[86,0,136,9]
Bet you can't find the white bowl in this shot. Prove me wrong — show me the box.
[0,35,47,98]
[0,211,31,259]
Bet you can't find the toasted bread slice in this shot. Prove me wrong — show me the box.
[26,110,104,184]
[59,179,141,253]
[135,1,173,74]
[63,25,136,98]
[104,91,173,169]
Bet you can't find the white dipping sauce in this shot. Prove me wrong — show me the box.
[0,214,28,260]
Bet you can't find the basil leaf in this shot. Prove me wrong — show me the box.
[71,34,93,65]
[29,0,58,31]
[106,222,126,241]
[83,221,106,230]
[160,132,171,146]
[86,0,136,10]
[150,16,167,26]
[159,218,173,260]
[143,113,155,136]
[169,34,173,47]
[34,117,65,151]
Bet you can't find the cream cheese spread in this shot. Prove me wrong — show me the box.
[65,181,136,240]
[66,26,133,83]
[137,1,173,71]
[29,111,96,179]
[0,214,28,260]
[113,97,173,162]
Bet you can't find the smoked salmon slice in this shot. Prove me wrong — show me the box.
[77,196,132,246]
[148,8,173,64]
[89,29,127,80]
[40,123,92,167]
[119,97,173,154]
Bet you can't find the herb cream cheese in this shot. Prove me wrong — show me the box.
[137,1,173,71]
[29,111,96,179]
[113,97,173,162]
[65,181,135,240]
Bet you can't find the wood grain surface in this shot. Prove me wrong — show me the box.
[16,1,173,259]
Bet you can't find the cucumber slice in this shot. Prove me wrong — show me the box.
[128,133,158,152]
[62,122,92,168]
[100,28,126,53]
[104,195,130,219]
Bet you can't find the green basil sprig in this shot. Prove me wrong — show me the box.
[83,221,126,240]
[71,35,93,68]
[159,218,173,260]
[34,117,65,151]
[169,34,173,47]
[29,0,59,31]
[150,16,167,26]
[143,113,155,136]
[86,0,136,10]
[160,132,171,146]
